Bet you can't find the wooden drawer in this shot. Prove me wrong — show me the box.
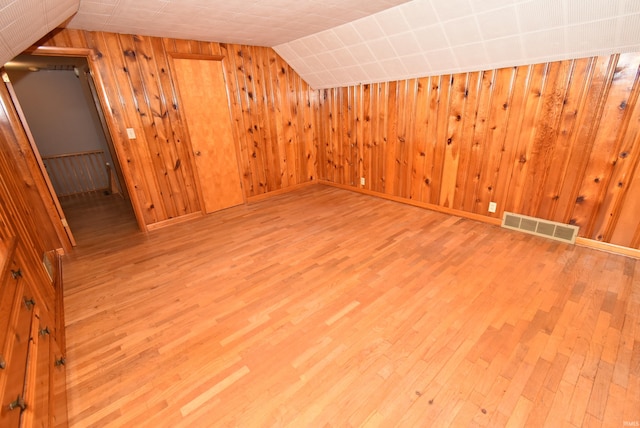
[0,276,35,426]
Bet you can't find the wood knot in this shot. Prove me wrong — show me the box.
[594,177,600,183]
[123,49,136,58]
[619,151,629,158]
[447,138,452,145]
[619,100,627,109]
[576,195,585,203]
[519,156,527,163]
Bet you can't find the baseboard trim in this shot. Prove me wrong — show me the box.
[146,211,204,231]
[575,237,640,259]
[318,181,503,226]
[318,180,640,259]
[247,181,316,203]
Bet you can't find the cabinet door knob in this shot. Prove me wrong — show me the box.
[8,395,27,412]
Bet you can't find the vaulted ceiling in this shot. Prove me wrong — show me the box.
[2,0,640,89]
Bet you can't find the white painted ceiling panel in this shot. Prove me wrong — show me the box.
[66,0,411,46]
[275,0,640,88]
[0,0,78,66]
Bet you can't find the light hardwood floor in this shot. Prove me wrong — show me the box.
[60,185,639,427]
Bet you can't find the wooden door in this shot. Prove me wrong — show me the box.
[172,57,244,213]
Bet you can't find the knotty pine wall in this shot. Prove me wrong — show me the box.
[0,81,64,309]
[317,54,640,250]
[38,29,317,227]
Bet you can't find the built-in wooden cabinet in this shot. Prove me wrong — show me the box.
[0,244,67,427]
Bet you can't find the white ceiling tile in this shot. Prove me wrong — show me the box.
[413,24,450,51]
[516,0,565,33]
[316,51,342,69]
[353,17,387,41]
[443,15,481,46]
[361,61,387,80]
[453,42,490,68]
[374,6,409,36]
[400,0,439,28]
[401,53,431,75]
[430,0,473,21]
[332,47,357,64]
[471,0,516,13]
[367,37,398,60]
[315,30,344,50]
[425,47,460,71]
[566,0,620,24]
[476,6,519,40]
[484,35,524,63]
[521,28,565,58]
[380,58,408,76]
[617,14,640,46]
[332,24,364,45]
[388,32,421,56]
[565,19,619,53]
[349,43,377,62]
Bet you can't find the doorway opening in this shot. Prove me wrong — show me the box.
[4,53,137,243]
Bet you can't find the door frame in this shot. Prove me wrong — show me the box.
[24,45,147,233]
[167,52,247,213]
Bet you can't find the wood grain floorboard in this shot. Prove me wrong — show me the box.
[60,185,640,427]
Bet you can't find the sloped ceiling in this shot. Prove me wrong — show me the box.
[0,0,79,67]
[2,0,640,90]
[275,0,640,88]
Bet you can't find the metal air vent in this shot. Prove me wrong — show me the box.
[501,212,579,244]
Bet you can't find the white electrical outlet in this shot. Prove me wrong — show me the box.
[360,177,365,186]
[126,128,136,139]
[488,202,497,213]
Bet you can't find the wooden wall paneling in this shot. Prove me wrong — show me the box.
[277,52,298,187]
[155,37,201,214]
[356,84,364,188]
[326,88,337,183]
[573,54,640,238]
[473,67,513,216]
[361,85,371,189]
[431,75,451,206]
[591,68,640,242]
[409,79,426,201]
[536,59,592,221]
[384,81,399,195]
[373,83,388,194]
[253,46,279,192]
[345,86,356,186]
[504,63,548,215]
[300,77,316,183]
[289,66,303,184]
[95,32,161,225]
[451,72,480,212]
[440,74,467,207]
[461,71,493,213]
[397,79,416,199]
[611,157,640,247]
[0,88,63,257]
[264,52,294,187]
[137,35,193,218]
[218,43,252,197]
[553,56,615,225]
[232,45,264,196]
[518,61,569,217]
[120,34,177,220]
[421,76,441,205]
